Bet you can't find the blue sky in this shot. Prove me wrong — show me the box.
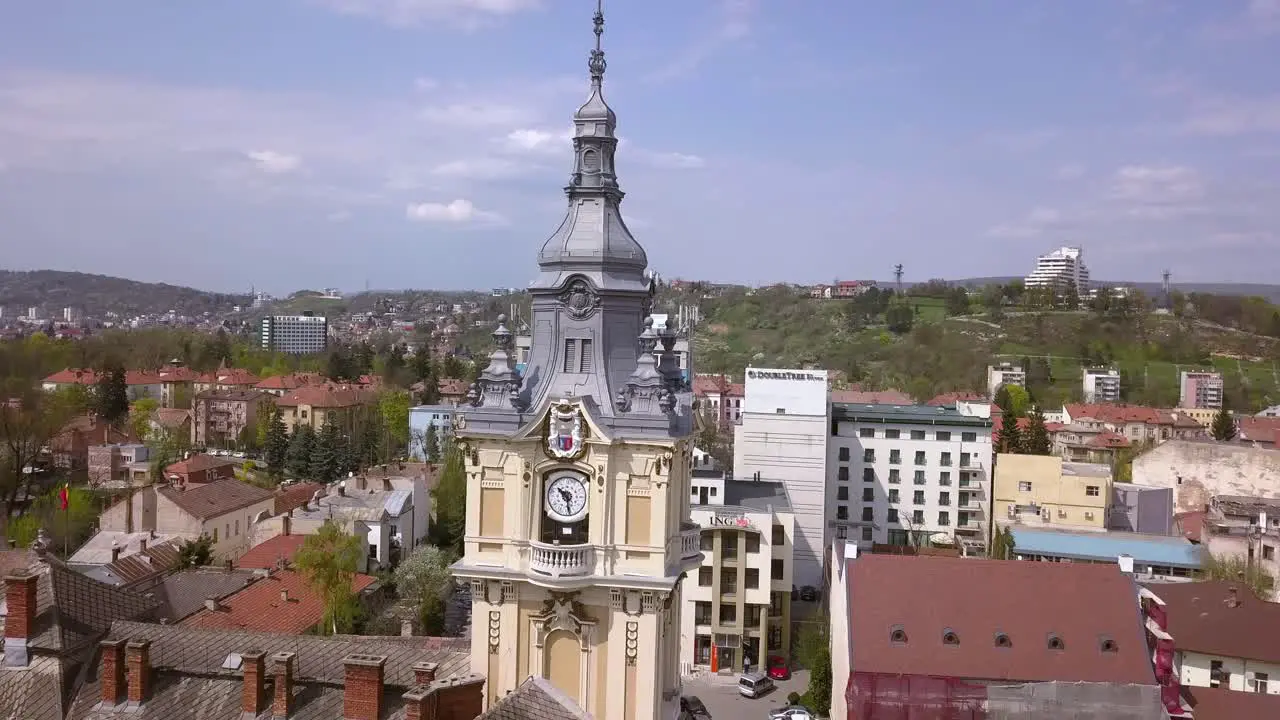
[0,0,1277,293]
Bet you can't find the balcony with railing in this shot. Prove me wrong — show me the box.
[680,522,703,562]
[528,541,595,581]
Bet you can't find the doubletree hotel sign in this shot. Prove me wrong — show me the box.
[708,514,757,531]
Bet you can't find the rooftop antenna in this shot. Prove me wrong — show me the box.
[893,264,904,295]
[1162,269,1172,296]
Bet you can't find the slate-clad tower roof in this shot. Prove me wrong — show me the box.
[460,0,691,440]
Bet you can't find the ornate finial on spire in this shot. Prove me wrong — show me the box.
[588,0,607,85]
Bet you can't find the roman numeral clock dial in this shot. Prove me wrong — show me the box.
[544,471,589,524]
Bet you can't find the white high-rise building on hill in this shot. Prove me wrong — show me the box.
[1025,246,1090,292]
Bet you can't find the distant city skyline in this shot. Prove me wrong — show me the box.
[1,1,1278,291]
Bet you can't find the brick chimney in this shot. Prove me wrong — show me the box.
[402,674,487,720]
[412,662,438,686]
[3,572,38,667]
[241,650,267,716]
[125,639,152,704]
[342,654,387,720]
[282,514,291,536]
[99,639,127,707]
[272,652,296,718]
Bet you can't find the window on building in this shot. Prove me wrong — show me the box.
[745,568,759,589]
[234,519,240,536]
[563,339,579,372]
[863,449,875,462]
[913,510,925,525]
[695,602,712,625]
[889,449,901,464]
[698,567,712,586]
[863,467,875,482]
[940,471,951,486]
[722,532,739,559]
[720,568,737,592]
[775,408,785,414]
[888,489,900,503]
[861,527,873,541]
[913,470,926,485]
[838,447,850,461]
[885,429,901,439]
[914,451,927,465]
[838,466,849,482]
[1254,672,1269,694]
[772,525,785,545]
[939,492,950,506]
[888,469,901,484]
[855,487,867,502]
[859,427,875,438]
[701,533,713,551]
[1018,481,1032,492]
[911,430,926,440]
[939,511,950,526]
[746,534,760,553]
[960,452,972,467]
[861,507,874,522]
[887,509,899,523]
[745,605,763,627]
[212,527,219,542]
[719,604,737,624]
[940,452,952,466]
[1085,485,1100,496]
[1265,545,1276,561]
[913,490,925,505]
[935,431,951,441]
[836,505,848,520]
[1210,660,1225,688]
[835,525,847,540]
[962,432,977,442]
[771,559,784,580]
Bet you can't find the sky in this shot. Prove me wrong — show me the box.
[0,0,1278,293]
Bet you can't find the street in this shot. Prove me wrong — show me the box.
[683,668,812,719]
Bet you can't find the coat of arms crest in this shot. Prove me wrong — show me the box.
[547,401,586,459]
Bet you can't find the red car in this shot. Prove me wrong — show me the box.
[767,655,791,680]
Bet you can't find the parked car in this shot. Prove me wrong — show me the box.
[766,655,791,680]
[799,585,818,602]
[680,695,712,720]
[738,671,775,698]
[767,706,814,720]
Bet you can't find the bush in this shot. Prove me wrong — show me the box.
[786,691,802,706]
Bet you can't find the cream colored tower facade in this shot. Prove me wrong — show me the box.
[450,5,702,719]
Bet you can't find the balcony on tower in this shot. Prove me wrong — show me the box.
[528,541,596,580]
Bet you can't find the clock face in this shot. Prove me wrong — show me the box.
[544,472,589,524]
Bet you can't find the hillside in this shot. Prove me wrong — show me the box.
[949,277,1280,303]
[0,270,247,318]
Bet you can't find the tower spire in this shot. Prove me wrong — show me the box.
[590,0,606,87]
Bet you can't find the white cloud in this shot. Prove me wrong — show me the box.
[1109,165,1204,218]
[310,0,540,28]
[637,151,706,170]
[246,150,301,174]
[646,0,757,83]
[1180,94,1280,136]
[431,157,528,179]
[501,127,570,153]
[406,198,502,224]
[986,206,1067,239]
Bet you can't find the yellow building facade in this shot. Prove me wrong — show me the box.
[992,453,1111,537]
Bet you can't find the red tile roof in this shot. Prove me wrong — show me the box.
[254,372,325,391]
[692,374,744,397]
[846,555,1156,684]
[152,408,192,430]
[1087,431,1132,448]
[179,569,376,634]
[991,414,1030,434]
[274,481,325,515]
[43,368,100,384]
[1238,416,1280,444]
[1174,511,1205,543]
[1065,403,1163,425]
[274,384,373,408]
[437,377,470,397]
[235,534,308,570]
[197,368,261,386]
[163,453,238,478]
[156,478,274,520]
[927,391,985,406]
[1142,580,1280,665]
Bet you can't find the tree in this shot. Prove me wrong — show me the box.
[885,304,914,335]
[994,383,1031,418]
[990,526,1016,559]
[95,362,130,428]
[796,619,831,716]
[178,535,215,569]
[944,287,970,317]
[1211,405,1238,442]
[377,390,413,462]
[410,346,434,384]
[311,418,346,484]
[1023,407,1052,455]
[394,545,456,634]
[287,424,316,478]
[1198,553,1274,598]
[127,397,159,442]
[432,443,467,552]
[5,485,99,556]
[294,521,364,635]
[423,424,441,464]
[0,391,78,538]
[994,395,1023,455]
[264,408,289,480]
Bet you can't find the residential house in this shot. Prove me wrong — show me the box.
[149,407,192,440]
[192,366,261,394]
[98,478,276,560]
[87,443,153,488]
[992,453,1112,534]
[235,533,308,570]
[180,567,379,634]
[76,537,185,587]
[1197,495,1280,601]
[1132,440,1280,513]
[826,548,1169,719]
[273,481,326,515]
[67,620,479,720]
[1236,415,1280,449]
[0,536,160,720]
[41,368,164,403]
[254,371,325,396]
[68,531,183,577]
[49,415,134,471]
[161,453,239,485]
[1142,581,1280,697]
[693,373,744,427]
[438,376,470,406]
[192,389,273,449]
[275,384,373,434]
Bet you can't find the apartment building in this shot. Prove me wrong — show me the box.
[1024,245,1090,292]
[1083,367,1122,403]
[732,368,829,586]
[191,389,273,449]
[680,477,794,676]
[260,313,328,354]
[993,454,1111,534]
[694,373,744,427]
[275,384,374,433]
[987,362,1025,398]
[1180,370,1225,410]
[829,402,994,555]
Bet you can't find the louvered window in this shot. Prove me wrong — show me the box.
[563,339,578,372]
[579,339,594,372]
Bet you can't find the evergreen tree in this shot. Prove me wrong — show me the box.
[95,362,130,429]
[1023,407,1052,455]
[1211,404,1238,442]
[418,365,441,405]
[410,345,433,383]
[311,418,345,483]
[264,408,289,480]
[995,390,1023,454]
[432,443,467,552]
[286,424,316,478]
[424,424,441,464]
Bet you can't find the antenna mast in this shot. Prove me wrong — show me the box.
[893,264,904,295]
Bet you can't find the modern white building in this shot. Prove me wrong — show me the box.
[732,368,829,587]
[408,404,454,461]
[260,313,328,354]
[987,362,1026,398]
[680,476,794,676]
[1025,245,1090,292]
[1179,370,1224,410]
[828,402,995,555]
[1083,367,1122,403]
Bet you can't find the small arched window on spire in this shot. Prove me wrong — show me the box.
[942,628,959,646]
[994,632,1012,649]
[582,149,600,173]
[889,624,907,645]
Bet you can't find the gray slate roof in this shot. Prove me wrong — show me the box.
[157,478,273,520]
[68,621,473,720]
[479,676,593,719]
[135,568,259,623]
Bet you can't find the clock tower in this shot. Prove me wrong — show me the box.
[449,3,702,719]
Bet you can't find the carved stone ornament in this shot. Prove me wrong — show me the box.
[546,401,587,460]
[488,611,502,655]
[625,621,639,665]
[559,279,599,320]
[533,592,594,651]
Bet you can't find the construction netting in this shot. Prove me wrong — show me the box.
[847,673,1171,720]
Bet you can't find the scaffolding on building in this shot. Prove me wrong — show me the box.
[847,674,1171,720]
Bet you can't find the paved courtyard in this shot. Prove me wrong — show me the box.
[683,668,813,719]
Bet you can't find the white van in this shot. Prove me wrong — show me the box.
[737,671,774,698]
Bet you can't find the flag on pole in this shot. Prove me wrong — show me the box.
[58,483,69,511]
